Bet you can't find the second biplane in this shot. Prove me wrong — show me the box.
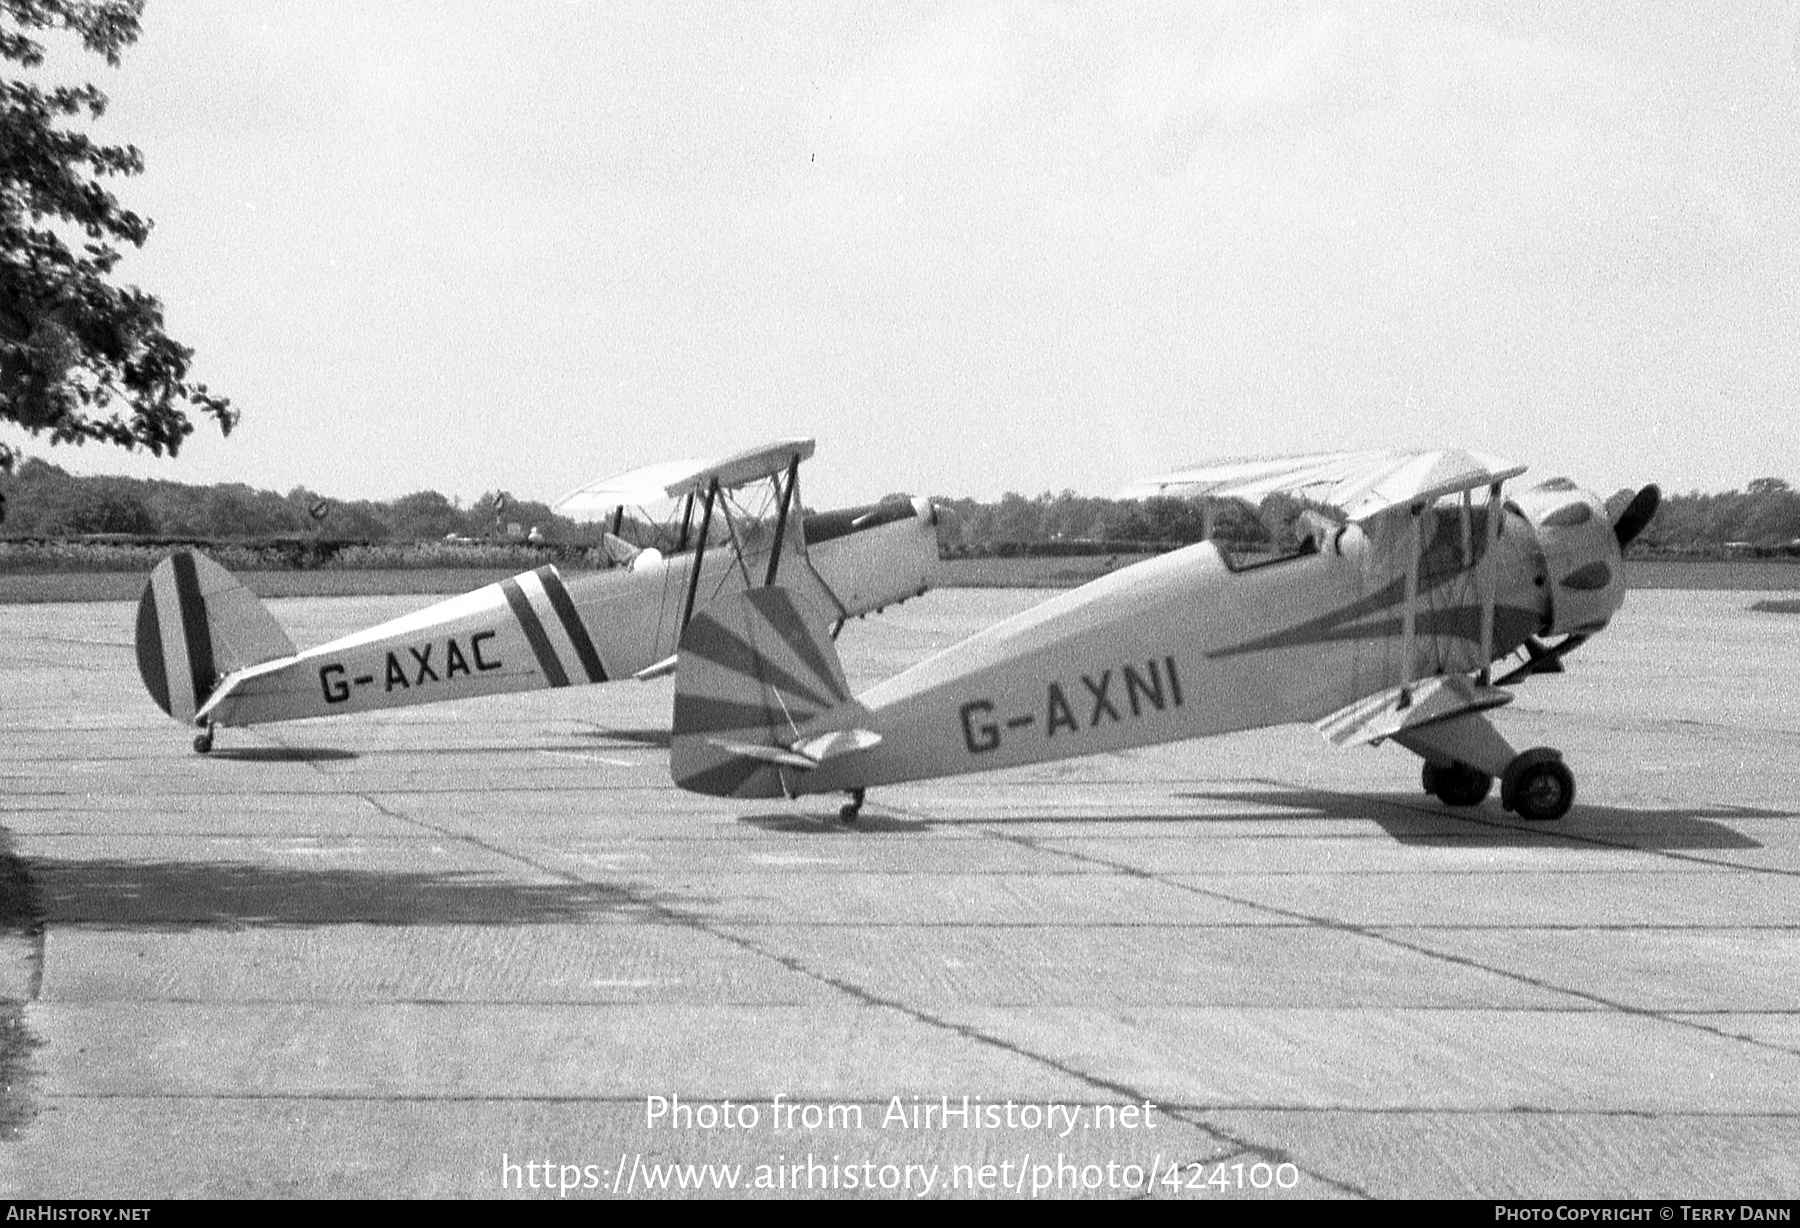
[136,439,939,751]
[668,449,1659,822]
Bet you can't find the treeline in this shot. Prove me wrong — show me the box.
[936,481,1800,557]
[1637,478,1800,552]
[3,458,1798,556]
[934,491,1257,554]
[0,458,589,543]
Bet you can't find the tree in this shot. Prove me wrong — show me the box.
[1,0,234,474]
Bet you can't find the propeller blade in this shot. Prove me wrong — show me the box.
[1613,483,1661,549]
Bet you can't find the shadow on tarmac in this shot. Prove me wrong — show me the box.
[738,811,933,835]
[205,746,359,763]
[736,790,1785,850]
[19,858,695,931]
[1170,788,1780,849]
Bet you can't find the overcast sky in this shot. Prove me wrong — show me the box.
[9,0,1799,509]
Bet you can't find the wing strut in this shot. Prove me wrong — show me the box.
[1399,503,1422,708]
[764,454,800,587]
[675,493,696,553]
[1476,480,1501,684]
[680,478,720,631]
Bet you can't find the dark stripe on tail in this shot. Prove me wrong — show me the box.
[761,590,847,703]
[536,566,606,683]
[170,551,218,708]
[675,754,772,799]
[501,577,570,687]
[135,589,171,716]
[672,694,794,738]
[679,613,841,715]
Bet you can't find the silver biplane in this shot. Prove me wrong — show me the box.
[667,449,1659,822]
[136,439,939,751]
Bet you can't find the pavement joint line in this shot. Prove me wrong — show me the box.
[948,787,1800,1067]
[852,795,1386,1200]
[26,1090,1800,1119]
[337,787,1311,1185]
[1139,1119,1373,1200]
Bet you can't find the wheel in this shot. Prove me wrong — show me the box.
[1501,749,1575,821]
[839,788,866,822]
[192,727,215,754]
[1422,761,1492,807]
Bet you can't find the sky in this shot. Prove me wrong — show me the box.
[8,0,1800,509]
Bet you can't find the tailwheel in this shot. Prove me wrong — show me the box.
[1421,761,1492,807]
[192,724,215,755]
[839,788,866,822]
[1501,749,1575,821]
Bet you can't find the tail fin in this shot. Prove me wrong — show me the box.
[670,586,868,798]
[136,551,296,725]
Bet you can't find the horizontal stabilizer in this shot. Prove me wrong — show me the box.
[706,738,823,770]
[1315,674,1513,749]
[705,726,881,774]
[794,727,882,763]
[633,654,679,682]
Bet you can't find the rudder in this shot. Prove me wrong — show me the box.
[137,551,296,724]
[670,586,852,798]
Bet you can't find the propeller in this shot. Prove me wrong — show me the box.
[1495,482,1657,687]
[1613,483,1661,549]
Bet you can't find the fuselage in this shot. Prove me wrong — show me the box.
[791,482,1626,795]
[199,498,939,728]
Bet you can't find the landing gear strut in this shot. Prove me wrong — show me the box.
[1400,718,1576,821]
[839,788,866,822]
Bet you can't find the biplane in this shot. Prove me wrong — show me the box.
[136,439,940,751]
[668,449,1660,822]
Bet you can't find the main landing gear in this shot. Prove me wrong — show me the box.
[1499,749,1575,822]
[1420,749,1575,821]
[192,722,215,755]
[1421,760,1491,807]
[839,788,866,822]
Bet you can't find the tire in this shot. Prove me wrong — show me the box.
[1422,761,1492,807]
[1502,749,1575,821]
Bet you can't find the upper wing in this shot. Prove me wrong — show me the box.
[1118,448,1527,524]
[555,438,816,520]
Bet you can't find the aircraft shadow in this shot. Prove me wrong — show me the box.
[205,746,359,763]
[1171,788,1774,851]
[737,811,933,835]
[730,790,1777,851]
[13,857,715,933]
